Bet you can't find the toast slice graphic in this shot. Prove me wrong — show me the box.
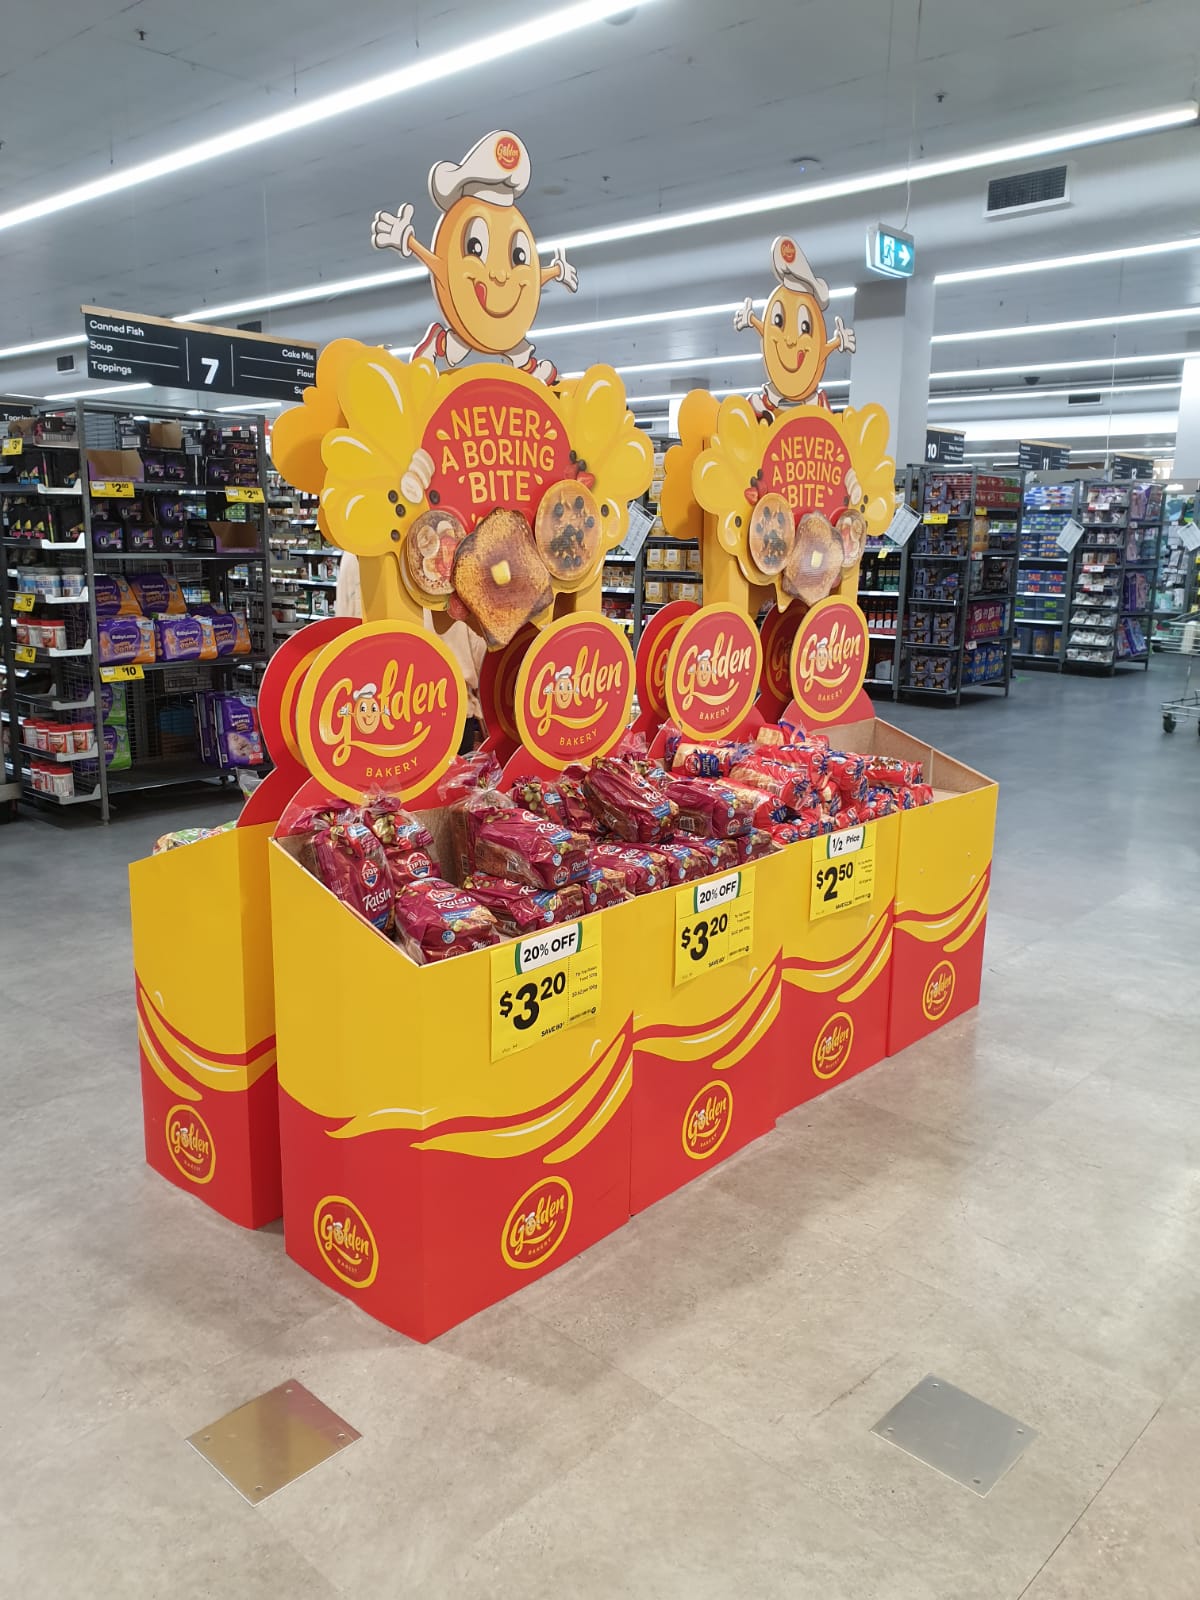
[452,507,553,648]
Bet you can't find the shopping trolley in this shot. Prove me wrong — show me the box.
[1159,610,1200,733]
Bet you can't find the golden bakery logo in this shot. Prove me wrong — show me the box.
[760,603,804,702]
[314,1195,379,1289]
[502,1177,573,1270]
[515,616,633,766]
[682,1080,733,1160]
[789,596,868,724]
[494,134,521,171]
[665,605,762,738]
[636,604,693,723]
[165,1104,215,1185]
[922,959,956,1022]
[812,1011,854,1079]
[423,377,570,525]
[298,621,465,803]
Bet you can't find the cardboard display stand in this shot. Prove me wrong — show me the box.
[128,174,998,1341]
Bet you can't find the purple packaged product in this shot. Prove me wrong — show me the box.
[155,615,204,662]
[91,521,124,551]
[93,574,139,615]
[202,691,263,768]
[131,572,185,615]
[157,525,186,552]
[157,497,186,526]
[142,453,166,481]
[192,609,239,656]
[126,525,156,551]
[98,615,154,664]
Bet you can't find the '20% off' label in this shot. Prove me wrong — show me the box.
[810,823,876,919]
[674,868,755,985]
[490,919,602,1061]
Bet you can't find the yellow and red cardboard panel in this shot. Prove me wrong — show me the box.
[130,822,281,1228]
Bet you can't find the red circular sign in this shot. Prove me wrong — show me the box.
[758,604,805,703]
[514,615,633,769]
[495,134,521,172]
[422,375,571,533]
[779,237,797,264]
[165,1105,215,1186]
[634,600,698,725]
[759,412,852,520]
[664,605,762,740]
[788,596,868,725]
[481,623,535,744]
[922,960,956,1022]
[296,621,465,803]
[257,616,358,766]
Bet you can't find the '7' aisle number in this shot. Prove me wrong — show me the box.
[810,824,876,919]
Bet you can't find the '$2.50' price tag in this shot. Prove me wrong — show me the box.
[490,919,602,1061]
[810,823,876,919]
[674,868,755,985]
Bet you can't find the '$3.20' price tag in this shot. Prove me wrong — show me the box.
[810,823,876,919]
[674,868,755,985]
[490,920,602,1061]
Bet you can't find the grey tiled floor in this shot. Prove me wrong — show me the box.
[2,659,1199,1598]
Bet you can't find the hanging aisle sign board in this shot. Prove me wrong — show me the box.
[82,306,316,400]
[924,427,965,464]
[1017,440,1071,471]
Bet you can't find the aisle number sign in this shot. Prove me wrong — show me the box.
[490,920,602,1061]
[810,824,877,919]
[91,479,134,498]
[674,869,754,985]
[225,485,265,504]
[100,663,145,683]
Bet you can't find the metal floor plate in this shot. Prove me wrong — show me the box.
[871,1374,1036,1495]
[187,1380,360,1504]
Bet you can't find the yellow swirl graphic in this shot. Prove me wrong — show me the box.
[895,875,989,945]
[544,1056,633,1165]
[710,984,780,1075]
[634,959,779,1062]
[944,889,990,954]
[782,916,890,996]
[137,983,277,1097]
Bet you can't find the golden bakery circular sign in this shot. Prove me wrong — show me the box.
[514,614,633,768]
[665,604,762,740]
[788,596,868,724]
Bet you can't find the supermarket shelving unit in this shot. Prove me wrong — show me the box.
[858,520,907,702]
[896,465,1020,705]
[264,476,339,638]
[1064,480,1152,673]
[1015,480,1079,671]
[0,399,272,821]
[1153,482,1199,645]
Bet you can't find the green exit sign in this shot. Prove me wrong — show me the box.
[867,224,915,279]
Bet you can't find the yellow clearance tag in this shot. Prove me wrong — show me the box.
[91,479,134,498]
[13,592,35,612]
[490,918,602,1061]
[225,485,265,504]
[810,822,877,919]
[923,511,949,525]
[2,437,22,456]
[674,867,755,985]
[100,663,145,683]
[15,644,37,663]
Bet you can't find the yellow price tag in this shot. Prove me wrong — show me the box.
[810,823,877,919]
[923,512,949,525]
[15,644,37,663]
[91,479,135,499]
[490,920,602,1061]
[2,437,22,456]
[100,663,145,683]
[674,868,755,985]
[225,485,265,504]
[13,592,35,612]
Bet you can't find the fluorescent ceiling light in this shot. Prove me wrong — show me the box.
[933,306,1200,343]
[214,399,284,413]
[0,1,662,236]
[935,235,1198,286]
[0,333,86,361]
[961,411,1178,442]
[42,381,152,400]
[928,380,1182,407]
[181,265,426,325]
[933,351,1191,382]
[174,104,1196,325]
[625,379,850,405]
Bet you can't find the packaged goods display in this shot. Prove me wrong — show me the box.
[121,184,998,1345]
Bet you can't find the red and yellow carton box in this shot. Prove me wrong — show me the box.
[269,835,641,1343]
[130,823,281,1228]
[888,746,997,1054]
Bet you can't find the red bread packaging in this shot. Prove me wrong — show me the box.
[474,808,591,889]
[393,878,500,963]
[591,842,671,896]
[663,776,757,839]
[864,755,924,789]
[582,757,677,843]
[463,873,561,935]
[445,786,516,880]
[737,828,778,862]
[362,793,436,887]
[310,817,395,935]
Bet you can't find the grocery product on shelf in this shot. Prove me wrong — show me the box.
[1064,481,1154,673]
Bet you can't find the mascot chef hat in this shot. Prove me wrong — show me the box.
[429,131,532,211]
[770,236,830,310]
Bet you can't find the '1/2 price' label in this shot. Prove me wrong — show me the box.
[810,823,876,919]
[674,868,755,985]
[491,919,602,1061]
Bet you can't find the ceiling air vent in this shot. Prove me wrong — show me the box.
[984,165,1070,220]
[1068,392,1102,406]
